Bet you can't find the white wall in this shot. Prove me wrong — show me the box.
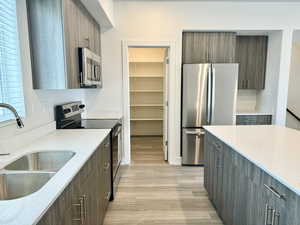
[237,90,258,112]
[88,1,299,165]
[287,42,300,114]
[286,31,300,129]
[256,31,284,123]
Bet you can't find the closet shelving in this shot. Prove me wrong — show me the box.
[130,90,163,93]
[129,75,164,78]
[130,104,164,107]
[129,48,166,136]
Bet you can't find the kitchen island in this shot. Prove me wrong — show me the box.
[204,125,300,225]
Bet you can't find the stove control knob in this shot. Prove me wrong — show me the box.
[63,108,71,114]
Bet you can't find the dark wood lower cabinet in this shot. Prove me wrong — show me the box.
[37,135,111,225]
[204,131,300,225]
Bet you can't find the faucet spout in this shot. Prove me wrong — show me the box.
[0,103,24,128]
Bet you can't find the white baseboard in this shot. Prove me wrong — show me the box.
[169,156,182,165]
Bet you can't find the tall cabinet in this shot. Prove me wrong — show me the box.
[129,48,167,136]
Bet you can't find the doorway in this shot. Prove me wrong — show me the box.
[128,47,169,164]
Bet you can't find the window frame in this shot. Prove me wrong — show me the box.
[0,0,28,128]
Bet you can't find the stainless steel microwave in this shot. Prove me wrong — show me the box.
[79,48,102,88]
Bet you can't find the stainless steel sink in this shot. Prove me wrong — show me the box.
[4,151,75,172]
[0,172,55,200]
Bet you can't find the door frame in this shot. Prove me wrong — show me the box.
[121,40,175,164]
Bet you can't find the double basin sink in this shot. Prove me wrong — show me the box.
[0,151,75,201]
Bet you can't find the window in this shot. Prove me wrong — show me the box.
[0,0,25,123]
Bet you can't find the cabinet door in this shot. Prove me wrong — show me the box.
[63,0,80,89]
[208,32,236,63]
[182,32,236,64]
[212,141,224,213]
[259,172,278,225]
[235,36,249,89]
[103,139,112,213]
[252,36,268,89]
[94,22,101,56]
[84,173,98,225]
[236,36,268,90]
[76,2,89,49]
[221,145,235,225]
[272,179,298,225]
[182,32,209,63]
[245,161,265,225]
[37,177,75,225]
[207,136,216,203]
[232,153,249,225]
[204,133,209,191]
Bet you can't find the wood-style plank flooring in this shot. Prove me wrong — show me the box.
[104,136,223,225]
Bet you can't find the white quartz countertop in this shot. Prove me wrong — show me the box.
[0,129,111,225]
[204,125,300,196]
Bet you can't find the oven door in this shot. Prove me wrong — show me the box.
[112,124,122,179]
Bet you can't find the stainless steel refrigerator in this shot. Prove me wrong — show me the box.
[181,63,238,165]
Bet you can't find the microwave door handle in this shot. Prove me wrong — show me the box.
[93,65,96,80]
[95,65,100,80]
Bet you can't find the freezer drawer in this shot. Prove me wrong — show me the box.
[182,128,205,165]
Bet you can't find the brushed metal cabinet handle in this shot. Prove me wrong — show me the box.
[72,196,85,224]
[264,184,285,200]
[264,204,274,225]
[104,162,110,170]
[274,211,280,225]
[213,142,222,150]
[271,209,276,225]
[264,204,268,225]
[83,195,87,221]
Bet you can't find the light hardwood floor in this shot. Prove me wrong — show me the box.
[103,136,223,225]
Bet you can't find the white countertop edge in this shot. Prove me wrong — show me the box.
[204,125,300,197]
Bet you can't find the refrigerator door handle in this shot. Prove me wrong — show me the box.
[185,130,205,136]
[206,66,212,124]
[210,66,216,124]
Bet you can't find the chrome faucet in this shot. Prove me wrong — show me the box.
[0,103,24,128]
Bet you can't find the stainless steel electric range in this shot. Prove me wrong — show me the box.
[55,101,122,201]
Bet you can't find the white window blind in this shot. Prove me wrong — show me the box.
[0,0,25,123]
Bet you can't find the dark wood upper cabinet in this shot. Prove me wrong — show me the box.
[182,32,236,64]
[182,33,268,90]
[27,0,101,89]
[236,36,268,90]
